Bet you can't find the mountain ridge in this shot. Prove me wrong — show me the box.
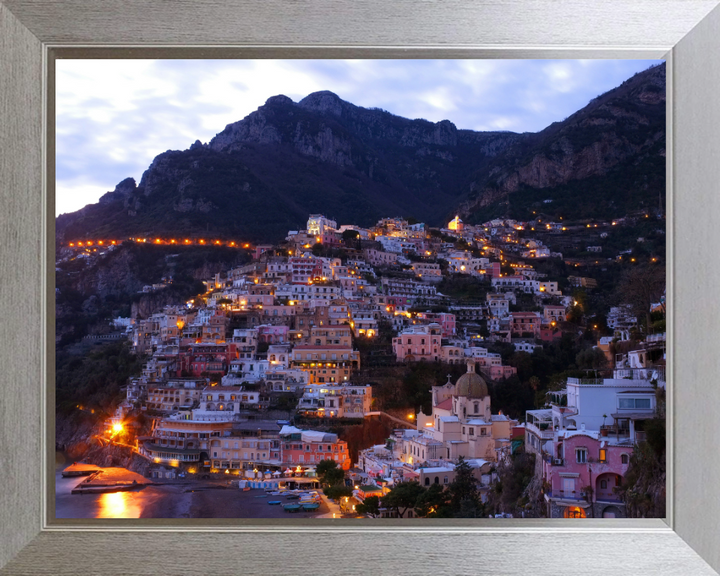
[56,63,665,243]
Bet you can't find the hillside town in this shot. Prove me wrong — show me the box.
[58,212,665,519]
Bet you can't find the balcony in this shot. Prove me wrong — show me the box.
[546,490,584,502]
[567,377,604,386]
[613,366,665,383]
[526,421,554,441]
[600,424,630,437]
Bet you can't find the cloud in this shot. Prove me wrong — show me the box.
[56,58,661,215]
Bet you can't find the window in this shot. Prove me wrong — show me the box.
[469,428,474,436]
[621,454,629,464]
[600,479,608,489]
[424,477,430,486]
[481,428,487,436]
[474,402,479,413]
[618,397,652,410]
[576,448,587,463]
[599,449,607,462]
[444,476,449,484]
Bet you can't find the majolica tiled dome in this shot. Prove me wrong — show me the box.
[456,363,488,398]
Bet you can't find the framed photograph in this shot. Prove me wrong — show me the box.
[2,1,719,574]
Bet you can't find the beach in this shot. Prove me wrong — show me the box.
[55,453,332,519]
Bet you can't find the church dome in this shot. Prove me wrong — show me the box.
[456,362,488,398]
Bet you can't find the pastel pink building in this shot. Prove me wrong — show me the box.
[538,431,631,518]
[487,262,501,278]
[539,326,563,342]
[257,324,289,344]
[510,312,542,337]
[417,312,456,337]
[289,257,323,284]
[279,426,351,471]
[392,323,442,362]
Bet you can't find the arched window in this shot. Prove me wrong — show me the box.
[424,477,430,486]
[434,476,439,484]
[444,476,449,484]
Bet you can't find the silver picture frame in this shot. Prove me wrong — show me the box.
[1,1,719,574]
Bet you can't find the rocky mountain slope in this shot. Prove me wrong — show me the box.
[56,63,665,243]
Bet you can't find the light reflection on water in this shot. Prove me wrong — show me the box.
[55,452,146,518]
[97,491,142,518]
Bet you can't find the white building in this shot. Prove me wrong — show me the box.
[307,214,337,236]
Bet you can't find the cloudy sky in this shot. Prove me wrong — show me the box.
[56,58,661,216]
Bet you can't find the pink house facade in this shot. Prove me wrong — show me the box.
[392,323,442,362]
[535,430,631,518]
[279,426,351,471]
[510,312,542,337]
[257,324,289,344]
[417,312,456,337]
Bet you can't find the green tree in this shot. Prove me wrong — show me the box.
[381,481,426,518]
[616,263,665,334]
[316,459,345,486]
[447,457,482,517]
[342,229,360,245]
[356,495,381,518]
[324,485,353,500]
[575,347,609,371]
[414,483,452,518]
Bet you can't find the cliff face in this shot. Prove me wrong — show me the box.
[56,413,153,474]
[462,63,666,220]
[56,63,665,242]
